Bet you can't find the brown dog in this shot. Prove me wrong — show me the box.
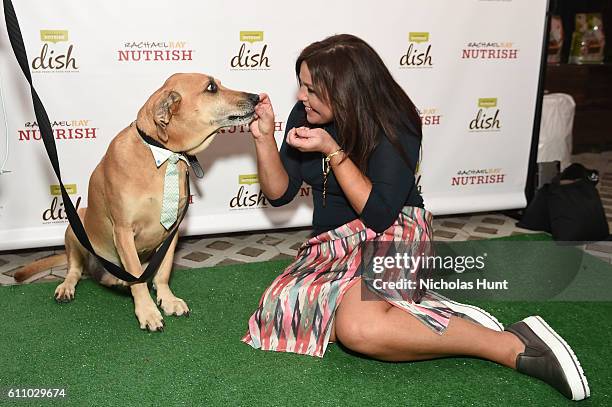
[15,73,259,331]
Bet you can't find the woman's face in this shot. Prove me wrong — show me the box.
[297,61,334,124]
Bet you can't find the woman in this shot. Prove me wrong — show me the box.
[243,34,589,401]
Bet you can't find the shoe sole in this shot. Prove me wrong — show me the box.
[430,292,504,331]
[523,316,590,401]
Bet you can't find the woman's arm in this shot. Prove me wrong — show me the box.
[288,126,419,232]
[288,127,372,213]
[250,96,304,206]
[250,94,289,200]
[358,134,420,232]
[328,150,372,213]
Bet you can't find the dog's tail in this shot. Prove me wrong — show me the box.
[13,253,67,282]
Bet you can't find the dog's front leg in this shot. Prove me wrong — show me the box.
[153,233,190,317]
[114,226,164,332]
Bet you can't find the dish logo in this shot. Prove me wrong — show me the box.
[32,30,79,73]
[230,31,270,70]
[229,174,268,210]
[399,32,433,69]
[469,98,501,132]
[42,184,82,224]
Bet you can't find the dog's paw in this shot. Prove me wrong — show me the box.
[54,282,76,303]
[135,302,165,332]
[157,296,190,317]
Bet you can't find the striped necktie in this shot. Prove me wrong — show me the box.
[160,153,180,230]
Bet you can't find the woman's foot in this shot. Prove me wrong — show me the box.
[506,316,590,401]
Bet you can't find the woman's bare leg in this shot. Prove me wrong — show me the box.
[331,279,524,368]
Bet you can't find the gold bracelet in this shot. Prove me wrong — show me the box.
[322,148,344,208]
[325,148,344,163]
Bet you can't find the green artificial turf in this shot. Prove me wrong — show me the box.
[1,234,611,406]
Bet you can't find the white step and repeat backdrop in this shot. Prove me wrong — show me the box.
[0,0,548,250]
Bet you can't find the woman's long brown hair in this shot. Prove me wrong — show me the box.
[296,34,422,173]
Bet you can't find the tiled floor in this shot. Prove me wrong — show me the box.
[2,151,612,286]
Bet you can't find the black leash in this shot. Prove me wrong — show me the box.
[3,0,190,283]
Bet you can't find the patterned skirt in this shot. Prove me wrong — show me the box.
[242,206,457,358]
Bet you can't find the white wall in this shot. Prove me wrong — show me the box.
[0,0,548,250]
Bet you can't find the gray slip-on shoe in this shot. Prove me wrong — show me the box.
[507,316,590,401]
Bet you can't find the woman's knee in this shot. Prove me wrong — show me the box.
[334,310,425,361]
[334,315,387,356]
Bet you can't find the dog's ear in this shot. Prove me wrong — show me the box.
[154,90,182,142]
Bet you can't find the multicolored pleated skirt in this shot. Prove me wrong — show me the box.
[242,206,457,357]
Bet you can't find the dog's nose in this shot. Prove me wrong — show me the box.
[248,93,260,105]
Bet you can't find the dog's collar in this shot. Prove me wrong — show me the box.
[136,125,205,178]
[137,126,168,150]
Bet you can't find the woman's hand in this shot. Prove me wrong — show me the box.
[286,127,340,155]
[249,93,275,141]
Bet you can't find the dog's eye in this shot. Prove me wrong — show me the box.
[206,82,218,93]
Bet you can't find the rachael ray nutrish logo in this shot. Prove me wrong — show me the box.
[17,119,98,142]
[469,98,501,132]
[462,41,519,59]
[42,184,82,224]
[451,168,506,186]
[31,30,79,73]
[399,32,433,69]
[117,40,194,62]
[230,31,270,70]
[217,121,285,135]
[419,108,442,126]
